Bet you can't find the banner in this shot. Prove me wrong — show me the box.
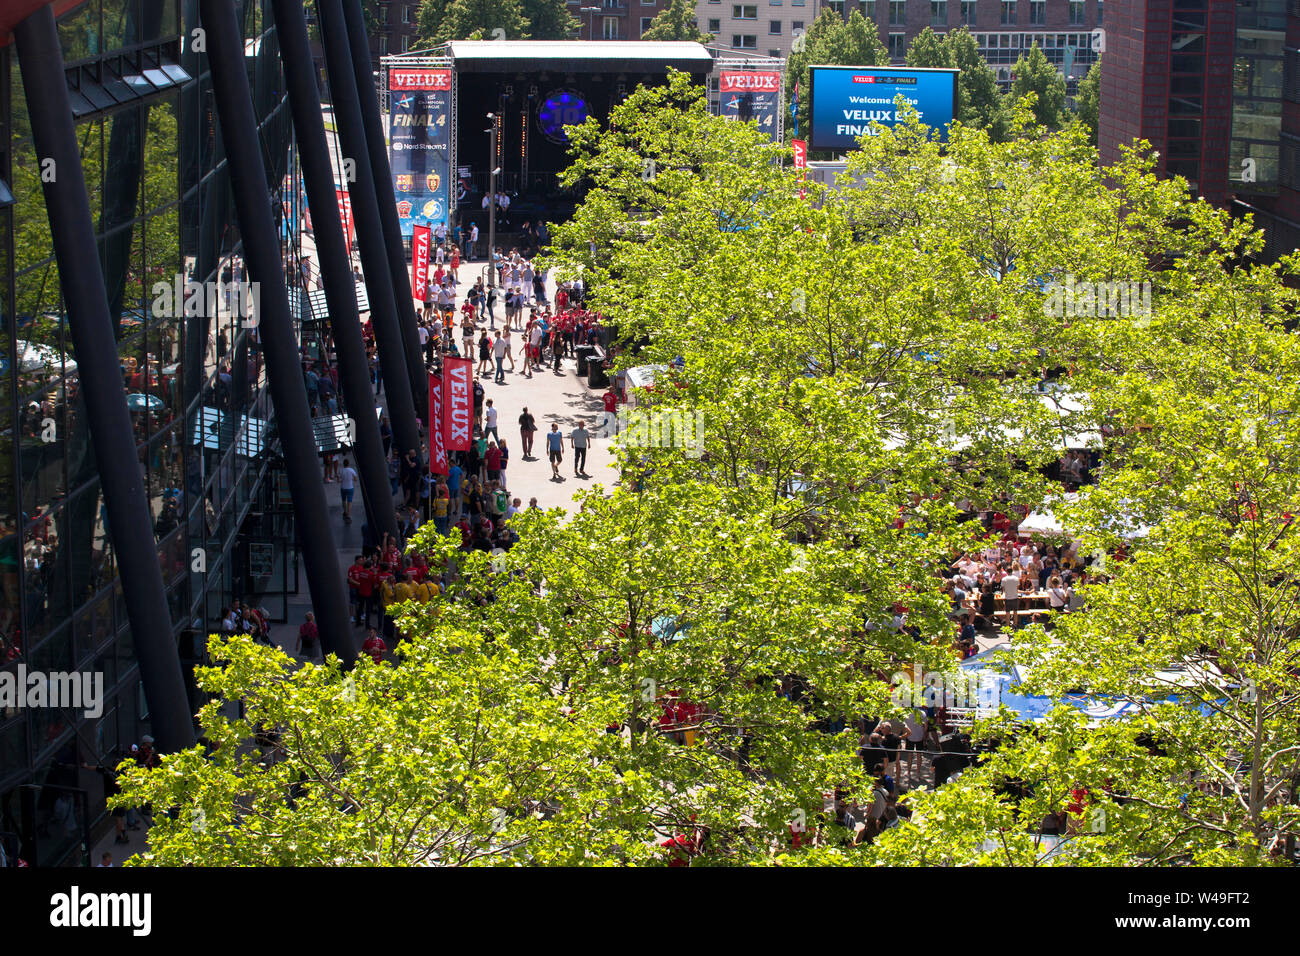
[719,71,782,142]
[428,373,448,475]
[792,138,807,200]
[442,356,472,452]
[411,224,430,302]
[389,67,452,238]
[336,187,355,248]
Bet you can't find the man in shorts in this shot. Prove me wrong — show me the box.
[546,422,564,479]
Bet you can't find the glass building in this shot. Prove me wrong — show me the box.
[0,0,303,866]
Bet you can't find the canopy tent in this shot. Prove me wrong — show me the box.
[1018,493,1152,541]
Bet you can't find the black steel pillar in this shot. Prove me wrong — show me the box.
[200,0,357,665]
[13,5,196,754]
[314,0,421,460]
[272,0,397,545]
[341,0,428,411]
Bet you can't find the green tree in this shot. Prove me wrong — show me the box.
[946,27,1008,142]
[118,73,1300,866]
[415,0,450,45]
[641,0,711,42]
[520,0,579,39]
[1074,57,1101,146]
[433,0,528,41]
[1009,42,1067,131]
[904,25,948,69]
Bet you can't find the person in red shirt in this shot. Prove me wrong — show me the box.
[356,558,379,628]
[408,552,429,583]
[379,534,401,574]
[296,612,320,661]
[347,556,365,626]
[361,627,386,664]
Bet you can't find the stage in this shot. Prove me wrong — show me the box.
[381,41,717,238]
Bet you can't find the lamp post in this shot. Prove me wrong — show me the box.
[487,112,498,286]
[581,6,600,41]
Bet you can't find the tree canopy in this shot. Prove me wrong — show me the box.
[118,71,1300,866]
[640,0,711,43]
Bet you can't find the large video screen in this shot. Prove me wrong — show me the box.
[808,66,958,152]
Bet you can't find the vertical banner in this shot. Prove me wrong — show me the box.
[719,71,782,142]
[792,138,808,200]
[336,187,356,248]
[388,67,452,238]
[428,373,448,475]
[411,224,431,302]
[442,356,472,452]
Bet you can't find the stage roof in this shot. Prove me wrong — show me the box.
[445,40,714,74]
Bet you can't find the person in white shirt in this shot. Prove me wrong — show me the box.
[469,222,480,259]
[339,459,358,523]
[492,332,508,383]
[484,398,499,440]
[1000,569,1021,628]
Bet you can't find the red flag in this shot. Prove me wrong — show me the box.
[792,138,808,200]
[335,188,355,247]
[428,373,448,475]
[442,356,473,452]
[411,224,430,303]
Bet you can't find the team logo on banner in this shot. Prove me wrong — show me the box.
[442,357,473,452]
[389,67,452,237]
[428,374,448,475]
[411,224,430,302]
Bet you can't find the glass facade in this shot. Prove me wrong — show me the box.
[1229,0,1285,192]
[0,0,299,865]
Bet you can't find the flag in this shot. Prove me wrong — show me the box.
[790,81,799,139]
[428,373,448,475]
[411,224,430,302]
[442,357,473,452]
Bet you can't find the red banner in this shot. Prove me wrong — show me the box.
[411,224,430,302]
[442,357,473,452]
[792,138,808,200]
[720,70,781,94]
[336,187,355,248]
[428,373,448,475]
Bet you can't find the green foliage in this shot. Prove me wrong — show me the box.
[1010,43,1067,131]
[1074,57,1101,146]
[119,71,1300,866]
[430,0,528,42]
[519,0,579,40]
[640,0,712,43]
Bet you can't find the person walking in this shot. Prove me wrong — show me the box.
[478,331,492,376]
[339,458,358,523]
[546,422,564,479]
[519,407,537,458]
[492,332,508,384]
[484,399,500,442]
[569,419,590,476]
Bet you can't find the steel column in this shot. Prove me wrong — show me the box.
[13,4,196,753]
[341,0,428,412]
[314,0,422,460]
[272,0,398,545]
[200,0,357,665]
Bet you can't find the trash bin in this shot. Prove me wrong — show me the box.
[587,354,609,388]
[574,345,595,375]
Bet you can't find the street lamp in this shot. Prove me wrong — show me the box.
[580,6,600,41]
[486,112,499,285]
